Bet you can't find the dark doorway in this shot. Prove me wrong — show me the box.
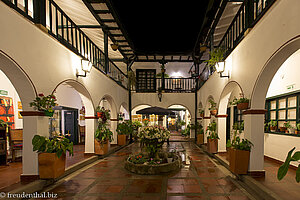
[226,107,231,143]
[64,109,79,145]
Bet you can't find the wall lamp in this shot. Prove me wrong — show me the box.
[158,91,163,102]
[215,61,229,78]
[76,59,93,77]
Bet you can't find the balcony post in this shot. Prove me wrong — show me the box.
[33,0,46,27]
[245,0,254,29]
[104,29,109,74]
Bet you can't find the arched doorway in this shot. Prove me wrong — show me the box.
[119,102,129,122]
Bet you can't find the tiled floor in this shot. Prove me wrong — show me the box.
[0,144,92,190]
[218,152,300,200]
[42,142,252,200]
[169,131,191,142]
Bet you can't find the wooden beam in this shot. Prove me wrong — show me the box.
[94,10,111,14]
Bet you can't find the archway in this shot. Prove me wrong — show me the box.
[53,80,95,157]
[0,51,37,183]
[218,81,244,153]
[248,36,300,172]
[132,104,151,125]
[119,102,129,122]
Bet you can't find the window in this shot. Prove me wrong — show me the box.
[233,106,244,130]
[136,69,156,92]
[266,92,299,135]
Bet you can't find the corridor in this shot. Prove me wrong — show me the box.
[41,142,252,200]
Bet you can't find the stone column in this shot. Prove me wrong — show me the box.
[20,111,50,180]
[243,109,266,176]
[110,119,118,145]
[217,115,227,152]
[84,117,97,154]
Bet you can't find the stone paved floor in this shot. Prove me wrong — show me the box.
[41,142,253,200]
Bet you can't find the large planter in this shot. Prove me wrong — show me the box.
[226,147,232,161]
[229,149,250,174]
[237,102,249,110]
[95,139,110,155]
[117,134,127,146]
[38,153,66,179]
[210,109,218,116]
[124,155,181,175]
[197,134,204,145]
[207,138,218,154]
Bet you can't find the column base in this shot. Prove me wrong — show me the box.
[248,170,265,178]
[20,174,40,183]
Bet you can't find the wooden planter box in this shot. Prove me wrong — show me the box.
[237,102,249,110]
[226,147,232,161]
[95,139,110,155]
[210,109,217,116]
[207,138,218,154]
[197,134,204,145]
[38,153,66,179]
[118,135,127,146]
[229,149,250,174]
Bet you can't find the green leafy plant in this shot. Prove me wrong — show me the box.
[32,135,73,158]
[208,99,217,110]
[284,121,292,129]
[30,93,56,112]
[132,121,142,130]
[116,121,134,136]
[228,122,253,151]
[297,123,300,131]
[206,121,219,139]
[95,126,113,143]
[205,47,226,70]
[190,122,203,132]
[277,147,300,182]
[177,120,186,128]
[268,120,277,127]
[229,97,250,106]
[199,109,204,114]
[128,153,147,164]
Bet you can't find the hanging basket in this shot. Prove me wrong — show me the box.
[210,109,218,116]
[237,102,249,110]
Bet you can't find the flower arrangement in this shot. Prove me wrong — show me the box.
[128,153,147,164]
[142,118,150,126]
[116,121,134,136]
[95,106,110,122]
[30,93,56,116]
[137,126,170,158]
[230,97,250,105]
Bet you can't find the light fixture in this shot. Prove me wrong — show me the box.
[215,61,229,78]
[77,59,92,77]
[158,91,162,102]
[111,43,119,51]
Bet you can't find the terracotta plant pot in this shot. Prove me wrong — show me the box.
[95,139,110,155]
[117,134,127,146]
[207,138,218,154]
[295,130,300,134]
[270,126,276,132]
[197,134,204,145]
[38,153,66,179]
[226,147,232,161]
[237,102,249,110]
[229,149,250,174]
[210,109,217,116]
[200,113,204,118]
[279,127,287,132]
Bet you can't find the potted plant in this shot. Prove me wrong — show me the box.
[284,121,295,134]
[279,123,287,132]
[160,64,166,73]
[190,122,204,145]
[177,120,186,132]
[32,135,73,179]
[29,93,57,117]
[199,109,204,118]
[268,120,277,132]
[132,121,142,141]
[296,123,300,134]
[142,118,150,126]
[205,47,226,71]
[230,96,250,110]
[181,124,191,138]
[95,106,110,122]
[206,121,219,154]
[277,147,300,182]
[208,99,217,116]
[116,121,133,146]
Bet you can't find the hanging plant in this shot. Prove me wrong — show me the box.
[95,106,110,123]
[205,47,226,71]
[127,70,136,89]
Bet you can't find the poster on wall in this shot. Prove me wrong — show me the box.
[0,96,15,129]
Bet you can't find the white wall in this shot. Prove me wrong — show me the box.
[266,49,300,98]
[0,70,22,129]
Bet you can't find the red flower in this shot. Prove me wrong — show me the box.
[38,93,44,97]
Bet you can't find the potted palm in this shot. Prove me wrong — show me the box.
[206,121,219,153]
[230,96,250,110]
[208,99,217,116]
[32,135,73,179]
[116,121,133,146]
[29,93,57,117]
[268,120,277,132]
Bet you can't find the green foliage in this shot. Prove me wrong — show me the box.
[116,121,134,136]
[190,122,203,132]
[30,94,56,112]
[156,73,169,78]
[32,135,73,158]
[229,97,250,106]
[268,120,277,127]
[206,121,219,139]
[132,121,142,130]
[297,123,300,131]
[128,70,136,89]
[199,109,204,114]
[128,153,147,164]
[208,99,217,110]
[226,139,232,148]
[0,119,7,127]
[95,106,110,122]
[277,147,300,183]
[181,124,191,137]
[228,122,253,151]
[95,126,113,143]
[205,47,226,70]
[177,120,186,128]
[284,121,293,129]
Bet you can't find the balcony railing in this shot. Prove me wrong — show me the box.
[1,0,128,89]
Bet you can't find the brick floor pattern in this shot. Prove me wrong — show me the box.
[43,142,252,200]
